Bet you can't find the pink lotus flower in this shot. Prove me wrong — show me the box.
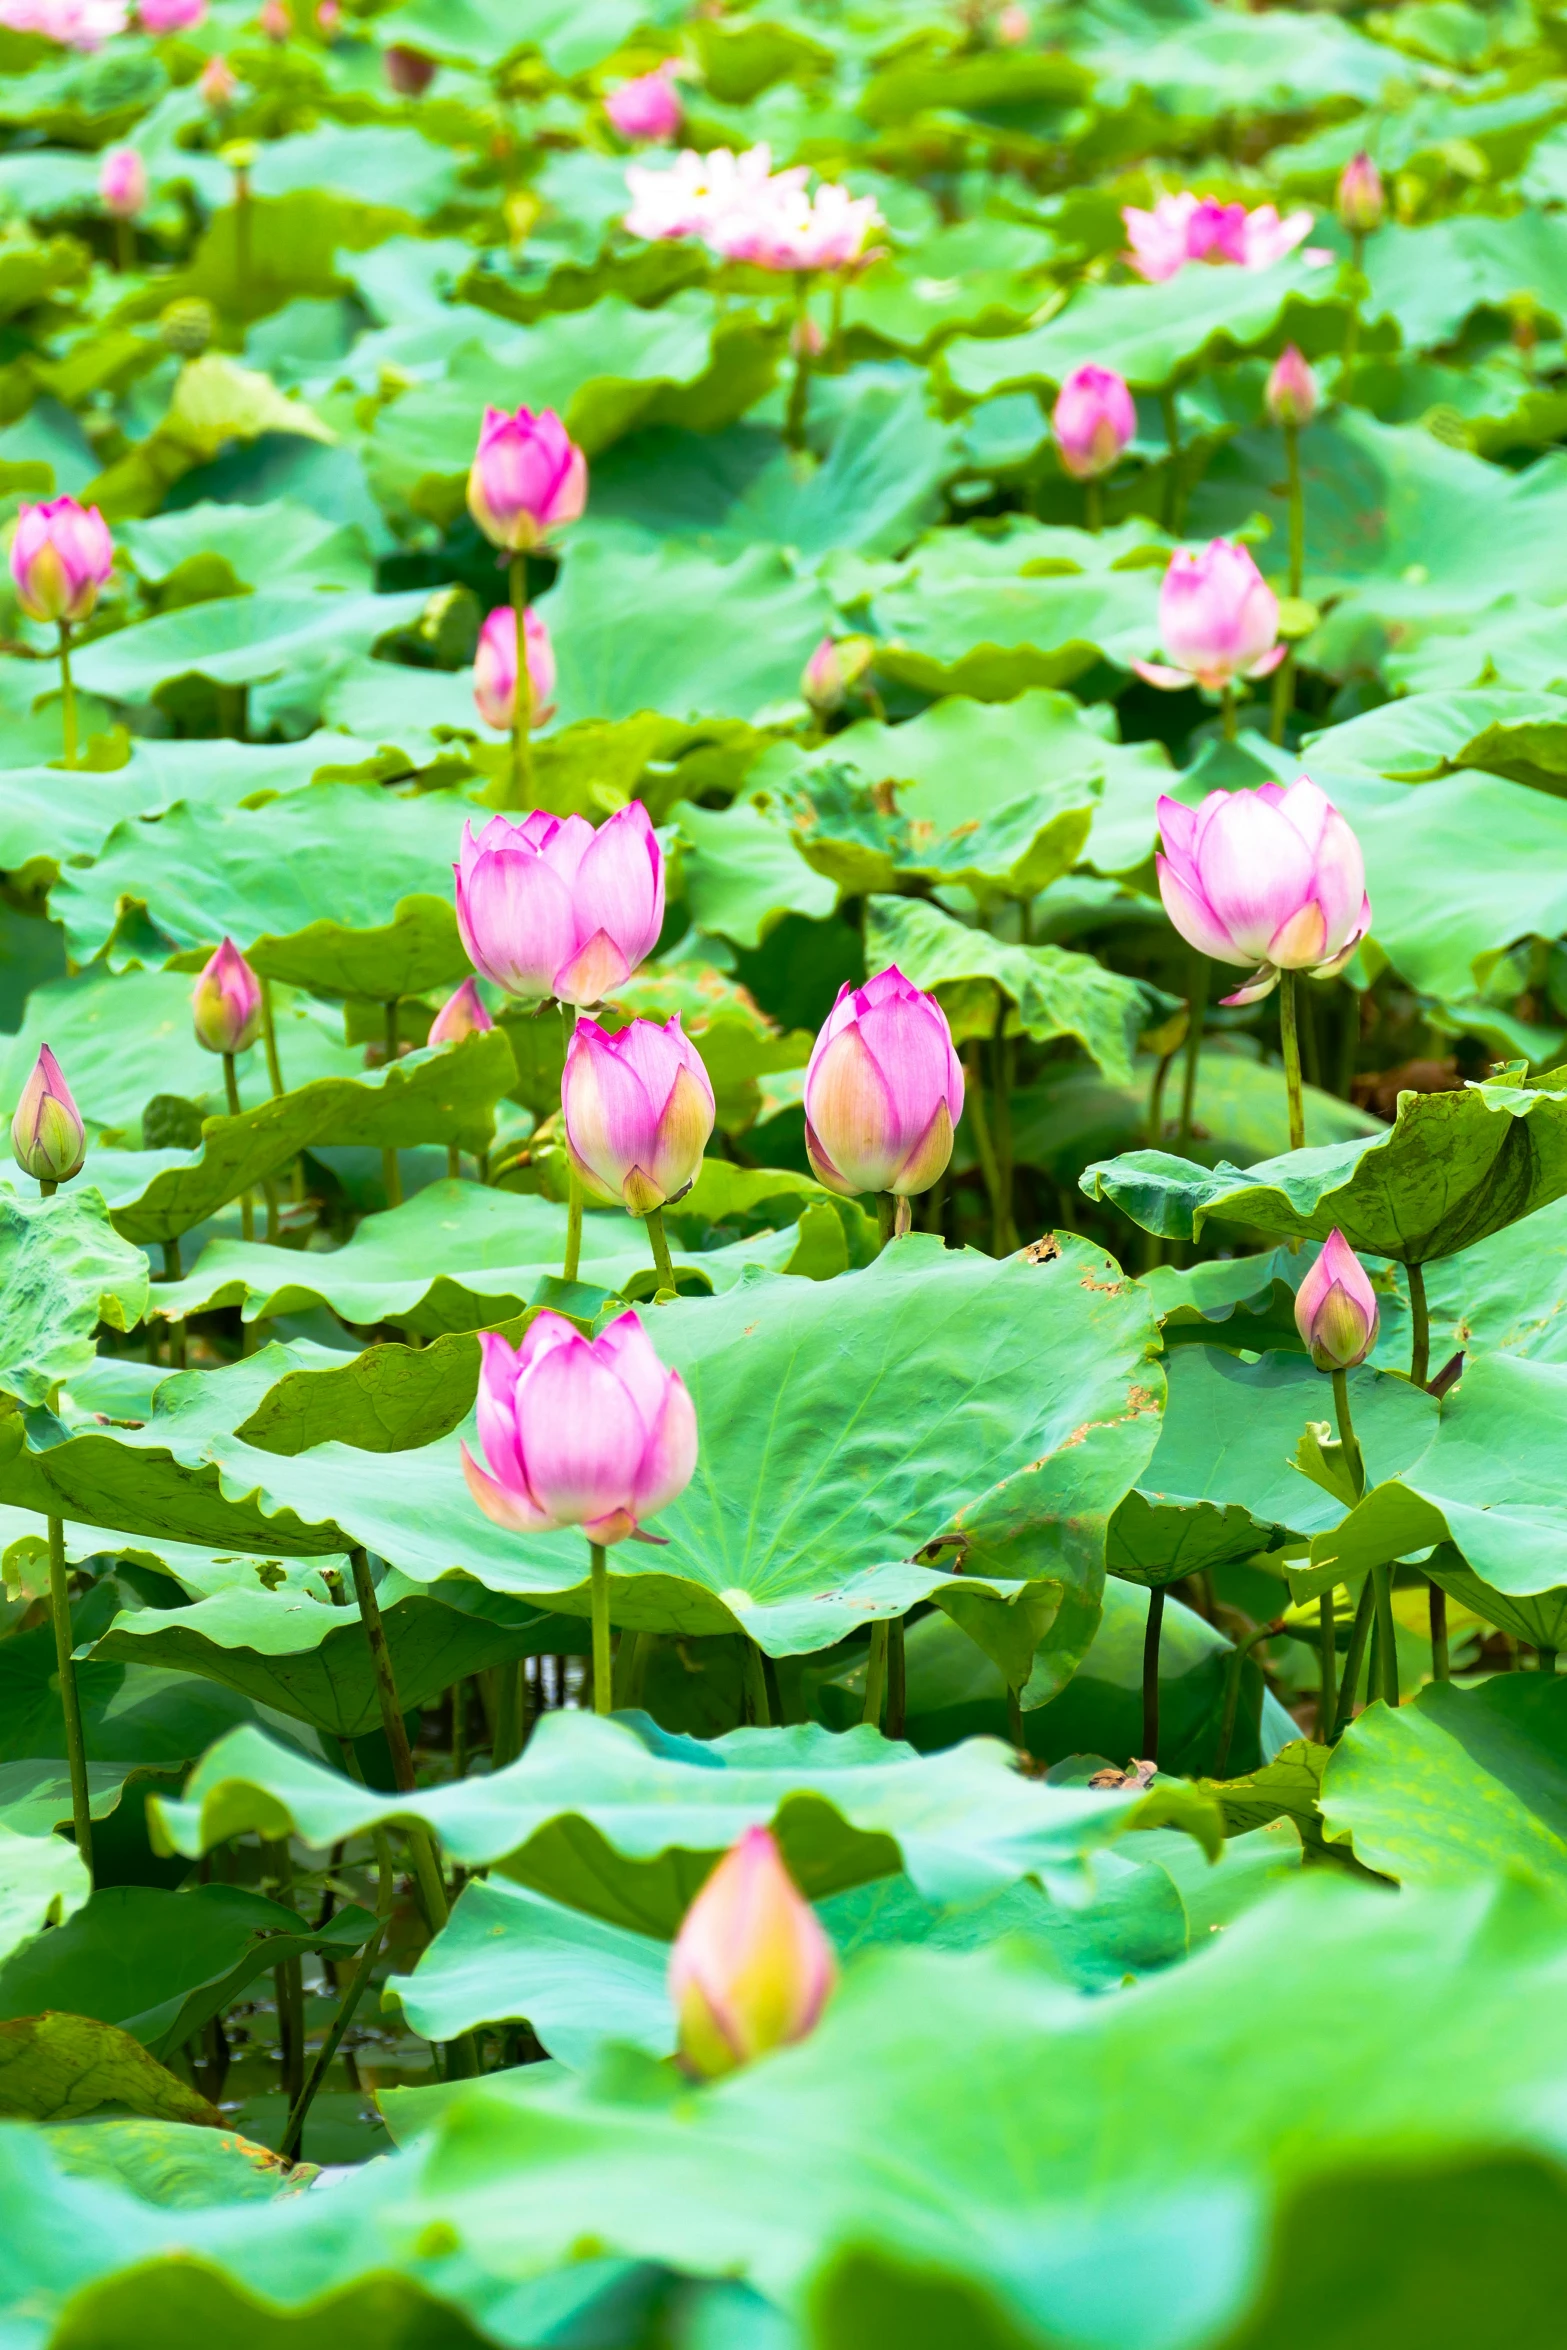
[455,802,665,1008]
[1337,151,1384,236]
[0,0,127,46]
[316,0,337,31]
[466,406,587,554]
[137,0,203,27]
[473,604,556,732]
[805,966,964,1200]
[606,62,683,144]
[259,0,287,37]
[1156,776,1372,1007]
[11,1044,85,1184]
[198,50,235,101]
[1295,1229,1379,1371]
[428,976,493,1047]
[1265,344,1317,430]
[996,4,1028,41]
[709,177,882,272]
[624,143,792,243]
[1134,539,1284,695]
[384,41,435,94]
[99,145,146,218]
[563,1014,715,1215]
[462,1308,697,1546]
[1122,191,1314,284]
[1052,363,1136,480]
[801,633,874,716]
[10,497,113,625]
[192,936,263,1056]
[670,1826,835,2080]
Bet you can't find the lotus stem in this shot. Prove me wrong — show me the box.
[279,1824,394,2165]
[560,1002,582,1282]
[48,1515,93,1874]
[1214,1618,1278,1776]
[1407,1261,1430,1388]
[1429,1581,1450,1682]
[862,1620,889,1727]
[1284,419,1305,599]
[742,1637,772,1726]
[163,1234,186,1370]
[57,622,77,770]
[1220,683,1237,741]
[508,550,533,803]
[1160,387,1183,530]
[589,1541,612,1716]
[1142,1584,1165,1762]
[1318,1590,1337,1739]
[1330,1365,1366,1499]
[785,270,813,449]
[222,1052,254,1240]
[886,1615,906,1738]
[990,991,1018,1254]
[1332,1575,1377,1738]
[1085,478,1103,534]
[1176,952,1209,1156]
[1371,1559,1399,1706]
[645,1204,676,1294]
[381,997,402,1208]
[1340,228,1364,395]
[1279,969,1306,1153]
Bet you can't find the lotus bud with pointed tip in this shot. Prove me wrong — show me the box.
[454,801,665,1008]
[462,1308,697,1547]
[1295,1229,1379,1371]
[670,1826,836,2080]
[99,144,146,217]
[428,977,493,1048]
[11,1045,85,1184]
[384,40,435,93]
[473,603,556,732]
[1337,151,1384,236]
[9,496,113,625]
[1134,538,1284,695]
[1265,344,1317,430]
[259,0,288,37]
[197,51,235,104]
[804,966,965,1200]
[192,936,263,1056]
[606,62,683,144]
[563,1013,715,1216]
[1051,362,1135,480]
[466,405,588,553]
[801,633,874,717]
[1155,775,1371,1007]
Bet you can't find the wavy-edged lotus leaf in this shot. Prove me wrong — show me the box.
[1321,1676,1567,1891]
[865,893,1162,1084]
[1427,1553,1567,1655]
[1301,688,1567,789]
[78,1033,517,1246]
[0,2011,221,2125]
[151,1712,1218,1929]
[0,1187,148,1407]
[0,1883,375,2060]
[673,795,838,948]
[38,2114,316,2207]
[51,780,479,998]
[0,1822,90,1970]
[1082,1067,1567,1263]
[67,587,428,708]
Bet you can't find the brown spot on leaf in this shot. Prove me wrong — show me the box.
[1025,1235,1062,1265]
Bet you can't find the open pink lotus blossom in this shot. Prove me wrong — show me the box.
[137,0,203,28]
[427,977,493,1047]
[563,1013,715,1215]
[709,177,882,271]
[462,1309,697,1546]
[1052,363,1136,480]
[625,143,792,243]
[1295,1229,1379,1371]
[192,937,262,1056]
[10,496,113,624]
[466,406,587,554]
[11,1044,85,1184]
[670,1827,836,2080]
[1122,192,1314,283]
[0,0,127,45]
[805,966,964,1200]
[606,62,683,144]
[473,604,555,732]
[1156,776,1372,1007]
[1135,539,1284,695]
[455,802,665,1007]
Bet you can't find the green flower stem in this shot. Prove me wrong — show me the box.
[163,1234,186,1370]
[1330,1365,1366,1498]
[508,550,533,805]
[279,1822,394,2165]
[1541,1646,1558,1675]
[828,273,845,368]
[645,1204,676,1294]
[491,1659,527,1766]
[1284,421,1305,598]
[57,622,77,769]
[589,1541,612,1716]
[1340,228,1365,394]
[785,271,813,450]
[961,1041,1007,1251]
[447,1144,461,1179]
[990,991,1018,1255]
[1278,970,1306,1153]
[885,1615,906,1739]
[1220,683,1237,740]
[268,1837,305,2106]
[346,1546,459,1956]
[1331,1574,1377,1739]
[1269,650,1296,748]
[222,1053,255,1241]
[1160,387,1183,531]
[379,999,403,1209]
[1141,1584,1165,1763]
[333,1729,470,2073]
[1407,1261,1430,1389]
[260,977,285,1096]
[48,1514,93,1874]
[234,162,252,315]
[1317,1591,1338,1739]
[39,1179,56,1200]
[862,1620,889,1727]
[742,1637,772,1727]
[1370,1559,1400,1706]
[1145,1043,1177,1150]
[1429,1581,1450,1682]
[1214,1618,1278,1777]
[877,1193,895,1253]
[1084,478,1103,534]
[560,1002,582,1282]
[1176,952,1210,1156]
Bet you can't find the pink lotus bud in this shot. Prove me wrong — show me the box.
[473,604,556,733]
[1337,151,1384,236]
[1133,539,1284,695]
[1265,343,1317,430]
[669,1826,835,2080]
[996,3,1028,40]
[99,145,147,218]
[315,0,337,29]
[11,1044,85,1184]
[563,1014,715,1216]
[1051,363,1136,481]
[138,0,203,25]
[1294,1228,1379,1371]
[462,1308,697,1545]
[9,496,113,625]
[192,935,263,1056]
[606,63,683,144]
[384,41,435,94]
[455,802,665,1008]
[198,49,235,102]
[466,405,588,554]
[802,633,874,716]
[804,966,964,1200]
[258,0,287,38]
[1155,775,1372,1007]
[428,976,493,1047]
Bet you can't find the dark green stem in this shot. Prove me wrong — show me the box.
[260,976,285,1096]
[1142,1584,1165,1763]
[862,1620,889,1727]
[380,1000,403,1208]
[48,1515,92,1873]
[589,1541,611,1716]
[223,1053,254,1241]
[1330,1365,1366,1498]
[989,987,1018,1254]
[1371,1559,1400,1706]
[1429,1581,1450,1682]
[1284,420,1304,599]
[560,1001,582,1283]
[742,1637,772,1727]
[886,1615,906,1738]
[1215,1620,1277,1777]
[1317,1590,1337,1740]
[1160,387,1183,531]
[1332,1574,1377,1738]
[784,271,812,449]
[1176,952,1210,1156]
[279,1824,394,2164]
[644,1204,676,1294]
[1340,227,1365,394]
[1220,683,1237,740]
[1407,1261,1429,1389]
[961,1041,1007,1253]
[1084,477,1103,534]
[508,550,533,805]
[163,1234,186,1370]
[58,621,77,769]
[1279,969,1306,1153]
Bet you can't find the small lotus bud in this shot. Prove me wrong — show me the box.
[1336,151,1384,236]
[1294,1228,1380,1371]
[669,1827,836,2079]
[384,41,436,94]
[801,633,875,717]
[11,1045,85,1185]
[197,52,236,105]
[160,296,214,356]
[192,936,263,1056]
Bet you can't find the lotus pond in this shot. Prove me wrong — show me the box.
[3,0,1567,2344]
